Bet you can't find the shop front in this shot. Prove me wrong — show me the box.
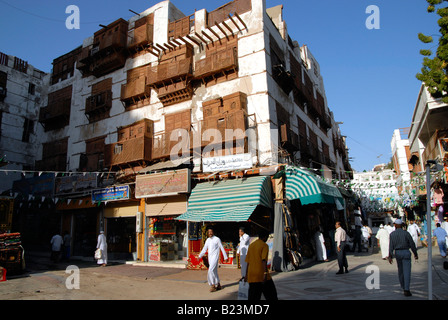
[103,201,140,261]
[57,196,101,259]
[282,166,345,264]
[135,169,190,263]
[176,175,274,270]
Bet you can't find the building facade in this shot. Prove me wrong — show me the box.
[3,0,352,263]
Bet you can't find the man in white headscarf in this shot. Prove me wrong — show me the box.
[237,227,250,280]
[199,227,228,292]
[407,220,420,248]
[96,231,108,267]
[375,224,390,260]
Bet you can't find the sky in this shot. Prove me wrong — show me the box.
[0,0,441,172]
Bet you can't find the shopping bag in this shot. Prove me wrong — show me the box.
[237,280,249,300]
[94,249,102,260]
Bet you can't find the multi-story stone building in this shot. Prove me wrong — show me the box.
[9,0,352,261]
[0,52,47,192]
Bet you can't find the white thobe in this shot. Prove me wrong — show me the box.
[96,233,108,265]
[442,222,448,247]
[375,228,390,259]
[199,236,228,286]
[407,223,420,248]
[237,233,250,277]
[314,231,327,261]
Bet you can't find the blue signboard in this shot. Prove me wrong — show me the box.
[91,185,130,202]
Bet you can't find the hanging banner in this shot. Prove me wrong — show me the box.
[91,185,130,203]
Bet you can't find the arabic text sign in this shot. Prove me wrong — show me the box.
[202,153,253,172]
[135,169,190,198]
[92,185,130,202]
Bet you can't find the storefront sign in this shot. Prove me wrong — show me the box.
[54,173,98,196]
[91,185,130,203]
[135,169,190,198]
[202,153,253,172]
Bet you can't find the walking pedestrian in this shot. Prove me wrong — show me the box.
[385,222,394,234]
[433,223,447,258]
[407,220,420,248]
[388,219,418,297]
[376,224,390,260]
[199,227,228,292]
[442,217,448,249]
[335,221,348,274]
[314,228,328,262]
[236,227,250,281]
[50,232,63,263]
[96,230,108,267]
[63,231,71,261]
[244,229,278,300]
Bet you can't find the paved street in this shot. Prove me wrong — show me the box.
[0,244,447,301]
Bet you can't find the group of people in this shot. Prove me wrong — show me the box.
[50,231,71,263]
[50,230,108,267]
[198,226,278,300]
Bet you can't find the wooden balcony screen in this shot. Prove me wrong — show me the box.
[153,110,191,159]
[85,90,112,115]
[168,14,194,40]
[93,19,128,53]
[195,47,237,79]
[207,0,252,26]
[39,86,72,130]
[36,138,68,171]
[51,46,82,84]
[129,14,154,49]
[104,136,153,167]
[117,119,154,142]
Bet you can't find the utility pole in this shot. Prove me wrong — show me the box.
[425,161,432,300]
[425,159,443,300]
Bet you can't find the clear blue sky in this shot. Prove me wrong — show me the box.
[0,0,440,172]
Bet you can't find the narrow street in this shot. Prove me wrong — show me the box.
[1,245,447,301]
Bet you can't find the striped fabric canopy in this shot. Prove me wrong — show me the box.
[176,175,272,222]
[285,166,344,206]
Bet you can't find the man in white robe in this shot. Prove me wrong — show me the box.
[199,227,228,292]
[407,220,420,248]
[236,227,250,280]
[375,224,390,260]
[314,230,328,262]
[96,231,108,266]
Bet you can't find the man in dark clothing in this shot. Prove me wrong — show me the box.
[388,219,418,297]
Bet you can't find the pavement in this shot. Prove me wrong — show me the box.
[0,243,447,301]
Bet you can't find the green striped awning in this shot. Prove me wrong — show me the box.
[285,166,344,206]
[176,176,272,222]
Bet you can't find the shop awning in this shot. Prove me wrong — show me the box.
[285,166,344,206]
[176,175,272,222]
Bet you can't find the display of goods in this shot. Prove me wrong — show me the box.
[0,233,21,249]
